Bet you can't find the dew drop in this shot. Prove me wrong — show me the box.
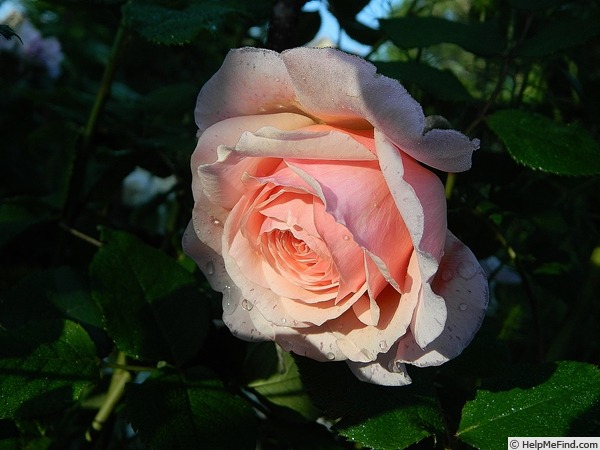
[242,299,253,311]
[326,352,336,360]
[205,261,215,275]
[458,261,477,280]
[209,216,223,227]
[275,77,280,82]
[441,269,453,282]
[281,318,287,324]
[342,235,350,241]
[458,303,468,311]
[378,340,388,351]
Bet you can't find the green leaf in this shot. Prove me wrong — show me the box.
[517,19,600,57]
[0,320,99,419]
[339,19,381,46]
[328,0,381,46]
[376,61,472,101]
[0,267,102,330]
[122,0,244,45]
[457,361,600,447]
[0,201,52,249]
[90,228,209,365]
[126,367,257,450]
[247,346,319,420]
[380,16,506,56]
[297,358,444,449]
[487,109,600,176]
[328,0,371,20]
[296,11,321,47]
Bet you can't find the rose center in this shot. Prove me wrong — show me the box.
[260,228,337,290]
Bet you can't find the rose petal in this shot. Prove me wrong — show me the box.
[221,283,277,343]
[223,195,313,327]
[182,221,228,291]
[325,283,418,364]
[352,292,380,327]
[193,113,314,167]
[195,48,304,133]
[376,130,448,347]
[395,231,488,366]
[347,353,412,386]
[405,250,448,349]
[281,47,478,172]
[237,125,377,161]
[195,113,314,209]
[376,130,447,259]
[285,159,413,291]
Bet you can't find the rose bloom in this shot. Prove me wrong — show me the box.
[183,47,488,386]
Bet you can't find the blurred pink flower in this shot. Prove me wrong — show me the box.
[1,1,63,78]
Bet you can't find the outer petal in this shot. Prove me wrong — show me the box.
[377,130,449,348]
[326,282,419,362]
[236,125,377,161]
[347,353,412,386]
[281,47,478,172]
[395,231,489,366]
[195,48,305,133]
[193,113,315,209]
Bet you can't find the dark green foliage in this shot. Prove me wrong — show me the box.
[90,228,210,366]
[126,367,257,449]
[1,0,599,448]
[457,362,600,446]
[0,320,99,419]
[380,16,507,56]
[376,61,473,101]
[487,109,600,175]
[122,0,246,45]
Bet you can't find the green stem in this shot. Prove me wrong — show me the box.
[444,172,456,200]
[62,18,129,225]
[86,352,132,441]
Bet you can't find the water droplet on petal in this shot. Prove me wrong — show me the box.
[281,318,287,324]
[242,299,253,311]
[458,261,477,280]
[275,77,280,82]
[458,303,468,311]
[205,261,215,275]
[326,352,335,360]
[222,285,235,313]
[378,340,388,351]
[210,216,223,227]
[441,269,453,282]
[342,235,350,241]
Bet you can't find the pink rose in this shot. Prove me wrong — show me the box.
[183,47,488,386]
